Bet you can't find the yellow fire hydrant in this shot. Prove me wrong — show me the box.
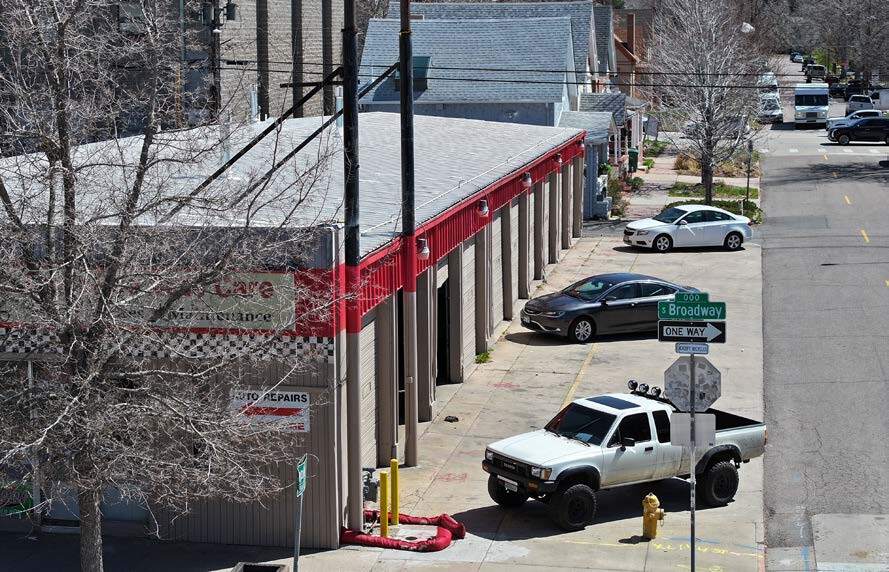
[642,493,665,539]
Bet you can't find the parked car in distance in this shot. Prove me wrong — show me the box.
[805,64,826,82]
[826,109,882,137]
[791,53,804,63]
[830,117,889,145]
[846,94,875,114]
[829,82,846,98]
[759,72,779,94]
[844,80,868,101]
[624,204,753,253]
[520,273,697,343]
[759,94,784,123]
[483,385,767,531]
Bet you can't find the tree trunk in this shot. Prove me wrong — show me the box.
[78,488,104,572]
[701,161,714,205]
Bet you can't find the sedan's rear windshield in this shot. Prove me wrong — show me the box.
[795,94,828,106]
[545,403,616,446]
[653,207,687,223]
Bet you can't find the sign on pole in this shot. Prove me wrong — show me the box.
[669,413,716,448]
[294,454,308,572]
[658,300,726,321]
[659,321,726,344]
[664,356,722,413]
[675,342,709,355]
[231,389,311,432]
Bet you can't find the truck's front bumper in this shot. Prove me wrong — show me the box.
[482,460,558,494]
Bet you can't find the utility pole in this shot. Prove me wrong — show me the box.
[342,0,363,532]
[400,0,419,468]
[744,139,753,217]
[209,2,223,121]
[291,0,303,117]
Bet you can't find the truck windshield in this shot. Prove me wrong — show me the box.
[795,94,828,106]
[544,403,616,445]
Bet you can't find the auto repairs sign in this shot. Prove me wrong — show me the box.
[232,389,310,432]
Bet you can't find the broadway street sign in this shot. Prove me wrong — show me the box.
[658,300,726,321]
[659,321,727,344]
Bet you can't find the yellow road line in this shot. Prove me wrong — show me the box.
[844,195,851,205]
[833,172,838,179]
[885,279,889,288]
[562,343,597,408]
[861,229,870,243]
[823,154,829,161]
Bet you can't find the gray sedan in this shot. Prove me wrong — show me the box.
[520,273,699,343]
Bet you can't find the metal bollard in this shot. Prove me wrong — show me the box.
[642,493,665,539]
[379,471,389,538]
[390,458,399,526]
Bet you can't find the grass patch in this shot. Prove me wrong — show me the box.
[673,151,761,178]
[668,181,759,199]
[475,351,492,364]
[663,199,763,224]
[643,139,669,157]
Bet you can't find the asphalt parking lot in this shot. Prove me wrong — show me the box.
[300,233,765,572]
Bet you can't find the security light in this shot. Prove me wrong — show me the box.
[521,172,533,189]
[416,237,430,261]
[477,199,489,218]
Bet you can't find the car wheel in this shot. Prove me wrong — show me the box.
[697,461,739,507]
[549,484,597,531]
[838,134,851,145]
[652,234,673,253]
[487,474,527,508]
[724,232,743,251]
[568,317,595,344]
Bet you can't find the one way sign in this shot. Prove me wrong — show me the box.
[658,321,727,344]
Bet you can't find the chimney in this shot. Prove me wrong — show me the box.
[626,13,636,55]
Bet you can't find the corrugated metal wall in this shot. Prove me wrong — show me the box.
[540,184,549,268]
[490,209,504,326]
[359,313,377,468]
[461,239,476,369]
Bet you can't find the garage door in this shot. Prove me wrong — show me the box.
[491,209,504,327]
[359,316,377,467]
[510,198,519,306]
[461,240,476,369]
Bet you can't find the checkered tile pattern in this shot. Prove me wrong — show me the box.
[0,328,335,363]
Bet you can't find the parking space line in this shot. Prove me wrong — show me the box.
[844,195,851,205]
[561,343,597,408]
[843,149,853,154]
[861,229,870,243]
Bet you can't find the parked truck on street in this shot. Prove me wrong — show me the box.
[482,383,766,531]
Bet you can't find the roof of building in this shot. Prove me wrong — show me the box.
[579,92,627,124]
[387,1,594,79]
[359,17,574,105]
[558,111,615,144]
[593,4,615,74]
[0,113,583,259]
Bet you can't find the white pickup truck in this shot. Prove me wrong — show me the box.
[482,384,766,530]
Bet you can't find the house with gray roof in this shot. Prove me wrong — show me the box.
[579,91,646,167]
[592,4,617,82]
[558,111,617,218]
[387,1,601,89]
[359,17,576,126]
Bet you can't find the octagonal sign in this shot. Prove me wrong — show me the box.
[664,356,721,412]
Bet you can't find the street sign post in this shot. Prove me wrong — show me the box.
[665,354,722,572]
[659,321,726,343]
[294,455,308,572]
[675,342,709,355]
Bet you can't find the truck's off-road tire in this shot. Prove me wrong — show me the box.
[549,484,597,531]
[487,474,527,508]
[698,461,739,507]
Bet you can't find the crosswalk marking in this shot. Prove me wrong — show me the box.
[789,148,799,153]
[843,149,854,154]
[870,149,882,154]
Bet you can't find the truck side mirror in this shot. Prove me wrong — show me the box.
[620,436,636,450]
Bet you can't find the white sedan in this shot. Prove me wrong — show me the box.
[623,204,753,253]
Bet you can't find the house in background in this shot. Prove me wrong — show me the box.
[359,17,577,126]
[592,4,617,90]
[558,111,617,219]
[579,91,647,164]
[388,1,601,92]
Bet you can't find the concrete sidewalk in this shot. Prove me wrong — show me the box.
[0,236,765,572]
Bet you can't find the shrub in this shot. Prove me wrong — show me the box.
[607,177,627,217]
[598,163,613,177]
[630,176,645,190]
[663,199,763,224]
[475,351,491,364]
[643,139,669,157]
[668,182,759,199]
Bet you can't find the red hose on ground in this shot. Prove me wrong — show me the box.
[340,510,466,552]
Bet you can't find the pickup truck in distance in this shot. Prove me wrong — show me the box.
[482,385,766,531]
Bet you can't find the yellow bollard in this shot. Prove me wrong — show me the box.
[390,458,399,526]
[642,493,665,539]
[379,471,389,538]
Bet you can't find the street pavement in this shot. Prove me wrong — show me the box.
[761,58,889,571]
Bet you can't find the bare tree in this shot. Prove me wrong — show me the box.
[646,0,767,204]
[0,2,339,571]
